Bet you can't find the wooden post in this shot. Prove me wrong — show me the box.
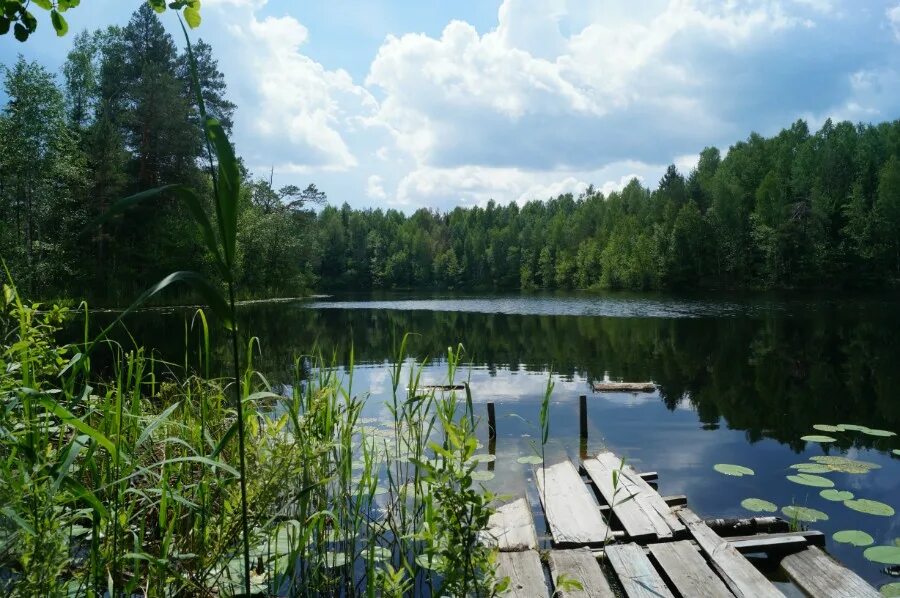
[487,402,496,441]
[579,394,588,460]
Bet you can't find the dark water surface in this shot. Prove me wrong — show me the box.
[89,291,900,589]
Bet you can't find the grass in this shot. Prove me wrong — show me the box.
[0,286,506,596]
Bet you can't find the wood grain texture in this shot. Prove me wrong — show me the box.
[547,548,615,598]
[584,452,685,542]
[781,546,879,598]
[482,498,539,552]
[648,541,734,598]
[677,509,783,598]
[496,550,550,598]
[605,543,675,598]
[536,460,609,546]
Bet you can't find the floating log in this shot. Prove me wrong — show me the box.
[418,384,466,391]
[705,516,788,536]
[591,382,656,393]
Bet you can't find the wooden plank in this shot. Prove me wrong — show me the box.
[592,382,656,392]
[598,495,685,514]
[648,541,734,598]
[536,460,609,546]
[497,550,549,597]
[605,543,674,598]
[548,549,615,598]
[729,530,825,553]
[584,452,685,541]
[482,498,539,552]
[677,509,783,598]
[781,546,879,598]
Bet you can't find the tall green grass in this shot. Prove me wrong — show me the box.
[0,287,505,596]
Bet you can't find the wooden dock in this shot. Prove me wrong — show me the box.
[489,450,879,597]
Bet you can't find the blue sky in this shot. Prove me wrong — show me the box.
[3,0,900,211]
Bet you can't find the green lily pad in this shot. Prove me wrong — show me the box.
[812,424,841,433]
[844,499,895,517]
[469,453,496,464]
[786,473,834,488]
[741,498,777,513]
[517,455,543,465]
[789,463,831,473]
[860,428,896,437]
[782,505,829,523]
[820,489,854,501]
[832,530,874,547]
[809,455,881,473]
[713,464,755,477]
[836,424,870,433]
[893,449,900,457]
[470,470,495,481]
[369,546,392,561]
[863,545,900,565]
[881,582,900,597]
[801,435,836,443]
[415,553,446,570]
[323,551,348,568]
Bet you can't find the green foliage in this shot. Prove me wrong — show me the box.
[0,0,200,42]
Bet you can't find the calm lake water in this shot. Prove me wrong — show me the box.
[89,291,900,589]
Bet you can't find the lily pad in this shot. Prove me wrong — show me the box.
[516,455,543,465]
[820,489,854,502]
[801,435,837,443]
[782,505,829,523]
[836,424,870,433]
[741,498,777,513]
[469,453,496,464]
[809,455,881,474]
[860,428,896,437]
[894,449,900,457]
[881,582,900,597]
[323,551,348,568]
[786,473,834,488]
[470,471,495,481]
[832,530,874,547]
[368,546,392,561]
[713,464,755,477]
[812,424,841,432]
[415,553,446,570]
[863,545,900,565]
[789,463,831,474]
[844,499,895,517]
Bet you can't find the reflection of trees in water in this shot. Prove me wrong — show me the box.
[87,302,900,449]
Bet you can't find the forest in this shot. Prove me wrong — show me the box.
[3,5,900,302]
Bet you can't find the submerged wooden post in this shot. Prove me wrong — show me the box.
[487,402,496,441]
[579,395,588,459]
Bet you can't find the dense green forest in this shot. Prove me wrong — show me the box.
[3,6,900,301]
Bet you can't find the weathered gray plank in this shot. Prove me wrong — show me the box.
[548,549,615,598]
[497,550,550,597]
[482,498,539,552]
[729,530,824,553]
[677,509,783,598]
[584,452,684,541]
[605,543,675,598]
[536,460,609,546]
[648,541,734,598]
[781,546,879,598]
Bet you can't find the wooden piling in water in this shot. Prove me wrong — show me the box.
[579,394,588,460]
[487,402,496,440]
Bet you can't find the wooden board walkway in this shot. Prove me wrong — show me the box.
[536,460,609,546]
[482,498,538,551]
[547,549,615,598]
[483,448,879,597]
[648,541,733,598]
[583,451,685,542]
[781,546,880,598]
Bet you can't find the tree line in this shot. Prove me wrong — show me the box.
[318,120,900,291]
[3,4,900,300]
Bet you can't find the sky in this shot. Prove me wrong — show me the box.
[3,0,900,212]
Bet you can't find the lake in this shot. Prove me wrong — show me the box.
[89,291,900,589]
